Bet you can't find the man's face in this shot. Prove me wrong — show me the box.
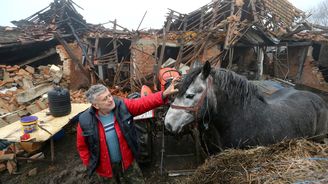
[93,89,115,115]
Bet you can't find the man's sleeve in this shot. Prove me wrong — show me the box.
[123,91,167,116]
[76,123,90,166]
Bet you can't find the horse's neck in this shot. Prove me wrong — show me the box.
[215,93,265,121]
[217,77,265,107]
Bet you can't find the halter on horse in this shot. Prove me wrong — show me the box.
[169,77,212,130]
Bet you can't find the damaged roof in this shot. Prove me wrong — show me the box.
[0,0,328,70]
[163,0,311,48]
[1,0,327,47]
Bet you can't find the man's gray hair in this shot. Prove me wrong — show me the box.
[85,84,108,103]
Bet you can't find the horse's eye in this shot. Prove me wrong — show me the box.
[186,94,195,99]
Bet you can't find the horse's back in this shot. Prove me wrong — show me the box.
[226,87,328,147]
[263,87,328,138]
[264,87,326,106]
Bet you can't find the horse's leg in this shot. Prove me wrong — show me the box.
[313,109,328,142]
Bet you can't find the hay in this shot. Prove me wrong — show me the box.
[178,139,328,184]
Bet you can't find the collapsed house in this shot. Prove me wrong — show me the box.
[150,0,328,92]
[0,0,328,125]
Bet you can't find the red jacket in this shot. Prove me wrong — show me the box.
[77,91,165,178]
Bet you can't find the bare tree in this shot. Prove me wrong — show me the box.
[308,0,328,26]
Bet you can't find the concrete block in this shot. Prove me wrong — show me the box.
[16,83,53,104]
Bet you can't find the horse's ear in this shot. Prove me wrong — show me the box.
[190,60,202,70]
[201,61,211,80]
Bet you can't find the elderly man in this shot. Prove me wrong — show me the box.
[76,82,178,183]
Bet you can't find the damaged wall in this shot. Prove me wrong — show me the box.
[131,34,157,77]
[56,43,90,90]
[1,0,328,93]
[318,44,328,67]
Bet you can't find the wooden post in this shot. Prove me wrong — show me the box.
[224,1,236,49]
[156,11,174,83]
[94,36,104,80]
[250,0,259,23]
[257,46,264,80]
[296,46,309,82]
[175,18,187,69]
[112,19,119,65]
[200,6,205,30]
[130,38,136,91]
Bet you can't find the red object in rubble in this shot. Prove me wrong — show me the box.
[20,133,31,141]
[158,67,180,91]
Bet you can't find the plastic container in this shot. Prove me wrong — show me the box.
[48,86,71,117]
[20,116,38,133]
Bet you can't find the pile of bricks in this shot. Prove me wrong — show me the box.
[0,64,68,127]
[0,64,130,127]
[69,87,129,103]
[0,144,22,174]
[0,144,44,175]
[70,89,87,103]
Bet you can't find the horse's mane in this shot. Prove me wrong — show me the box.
[177,67,204,97]
[215,68,264,105]
[178,67,264,106]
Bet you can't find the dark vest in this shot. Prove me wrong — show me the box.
[79,98,139,176]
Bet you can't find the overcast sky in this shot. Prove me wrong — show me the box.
[0,0,324,30]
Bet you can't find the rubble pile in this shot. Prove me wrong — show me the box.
[70,90,87,103]
[0,141,45,175]
[0,64,69,126]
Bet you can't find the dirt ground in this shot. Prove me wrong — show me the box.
[0,122,195,184]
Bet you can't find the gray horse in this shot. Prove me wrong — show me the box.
[165,61,328,153]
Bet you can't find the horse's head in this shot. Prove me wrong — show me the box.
[164,61,216,133]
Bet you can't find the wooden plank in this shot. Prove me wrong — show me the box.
[155,11,174,90]
[0,103,90,142]
[224,1,237,49]
[176,20,187,68]
[250,0,258,22]
[112,19,119,64]
[16,84,53,104]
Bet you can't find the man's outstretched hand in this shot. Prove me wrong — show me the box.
[162,77,180,99]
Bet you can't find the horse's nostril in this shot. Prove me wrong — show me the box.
[166,123,172,132]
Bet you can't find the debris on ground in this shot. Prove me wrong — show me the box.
[1,0,328,183]
[179,139,328,184]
